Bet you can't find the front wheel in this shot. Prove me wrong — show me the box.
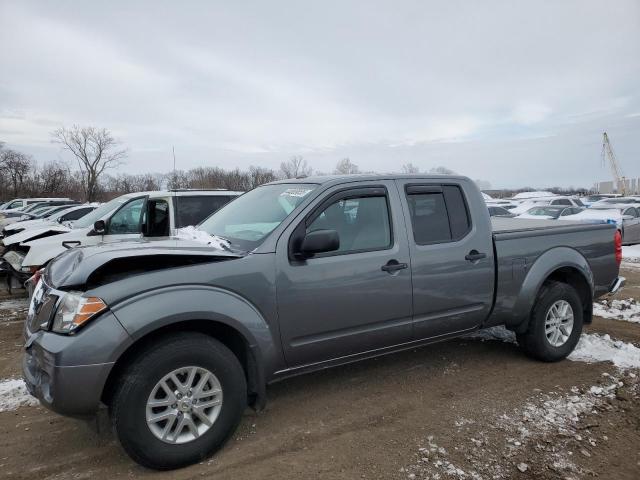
[110,333,247,470]
[519,281,583,362]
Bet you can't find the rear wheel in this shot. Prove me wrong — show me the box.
[110,333,246,470]
[519,281,583,362]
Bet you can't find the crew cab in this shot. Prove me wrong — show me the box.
[22,175,624,469]
[1,190,241,290]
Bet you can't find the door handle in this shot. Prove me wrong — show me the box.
[381,260,408,273]
[465,250,487,262]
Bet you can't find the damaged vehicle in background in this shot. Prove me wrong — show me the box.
[1,204,99,240]
[0,190,241,291]
[21,174,623,470]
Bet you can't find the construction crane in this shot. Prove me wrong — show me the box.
[601,132,626,195]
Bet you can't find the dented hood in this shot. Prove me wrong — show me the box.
[46,237,244,289]
[2,223,71,247]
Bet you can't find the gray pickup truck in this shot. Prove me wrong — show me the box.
[22,175,623,469]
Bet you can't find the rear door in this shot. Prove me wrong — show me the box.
[276,181,413,367]
[396,179,495,339]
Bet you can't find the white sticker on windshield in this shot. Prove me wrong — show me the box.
[280,188,314,198]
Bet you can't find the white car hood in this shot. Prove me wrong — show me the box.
[21,227,91,268]
[2,223,71,247]
[4,218,50,232]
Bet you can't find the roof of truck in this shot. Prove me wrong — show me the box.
[269,174,469,185]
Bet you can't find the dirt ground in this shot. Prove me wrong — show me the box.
[0,268,639,480]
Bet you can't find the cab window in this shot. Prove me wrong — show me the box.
[306,194,392,255]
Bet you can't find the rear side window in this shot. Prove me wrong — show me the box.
[624,208,638,218]
[406,185,471,245]
[551,199,571,206]
[61,207,93,221]
[175,196,233,228]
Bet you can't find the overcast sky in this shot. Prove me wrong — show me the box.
[1,0,639,188]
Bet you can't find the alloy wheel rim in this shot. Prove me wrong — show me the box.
[544,300,574,347]
[146,366,223,444]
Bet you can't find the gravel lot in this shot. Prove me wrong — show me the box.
[0,268,638,479]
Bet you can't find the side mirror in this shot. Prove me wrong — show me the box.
[299,229,339,257]
[93,220,106,235]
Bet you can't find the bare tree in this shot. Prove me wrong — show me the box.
[333,158,359,174]
[280,155,312,179]
[1,148,32,197]
[401,162,420,174]
[249,166,278,188]
[51,125,127,201]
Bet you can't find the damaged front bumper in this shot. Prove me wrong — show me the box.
[1,250,31,293]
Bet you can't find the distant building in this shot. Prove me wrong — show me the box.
[597,178,640,194]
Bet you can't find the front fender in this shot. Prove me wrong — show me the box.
[108,284,280,380]
[511,246,593,328]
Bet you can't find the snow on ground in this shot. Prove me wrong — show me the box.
[0,298,29,311]
[568,333,640,369]
[622,244,640,264]
[403,372,639,479]
[174,226,230,250]
[0,378,39,412]
[0,297,29,323]
[462,325,517,343]
[593,298,640,323]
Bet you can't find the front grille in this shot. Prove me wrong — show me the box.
[26,284,58,334]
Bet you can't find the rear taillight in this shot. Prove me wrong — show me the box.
[614,230,622,265]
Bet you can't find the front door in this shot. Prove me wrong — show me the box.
[276,181,413,367]
[396,179,495,339]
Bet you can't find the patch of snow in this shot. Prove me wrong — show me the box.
[623,244,640,263]
[174,226,230,250]
[0,298,29,311]
[593,298,640,323]
[568,333,640,369]
[463,326,517,344]
[0,378,39,412]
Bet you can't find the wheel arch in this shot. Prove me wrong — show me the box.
[512,247,594,333]
[101,319,266,410]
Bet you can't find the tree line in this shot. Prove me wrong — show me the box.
[1,125,495,203]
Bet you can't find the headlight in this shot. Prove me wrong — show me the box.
[51,292,108,334]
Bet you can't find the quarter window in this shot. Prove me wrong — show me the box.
[175,196,233,228]
[306,195,392,254]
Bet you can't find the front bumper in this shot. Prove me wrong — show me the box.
[22,310,132,417]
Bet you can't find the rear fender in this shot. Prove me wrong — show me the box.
[511,247,593,332]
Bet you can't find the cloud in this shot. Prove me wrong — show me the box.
[0,0,639,187]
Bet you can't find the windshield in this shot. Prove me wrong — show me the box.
[527,207,563,218]
[198,183,318,250]
[73,197,128,228]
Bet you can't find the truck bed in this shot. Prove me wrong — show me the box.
[487,216,619,329]
[491,217,611,237]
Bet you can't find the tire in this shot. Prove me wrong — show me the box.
[110,332,247,470]
[519,281,583,362]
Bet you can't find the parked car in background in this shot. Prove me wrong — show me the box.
[0,200,79,227]
[0,198,75,214]
[509,196,585,215]
[517,206,584,220]
[569,205,640,245]
[1,204,98,240]
[0,190,241,290]
[488,206,516,217]
[579,194,621,207]
[21,174,622,469]
[591,197,640,208]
